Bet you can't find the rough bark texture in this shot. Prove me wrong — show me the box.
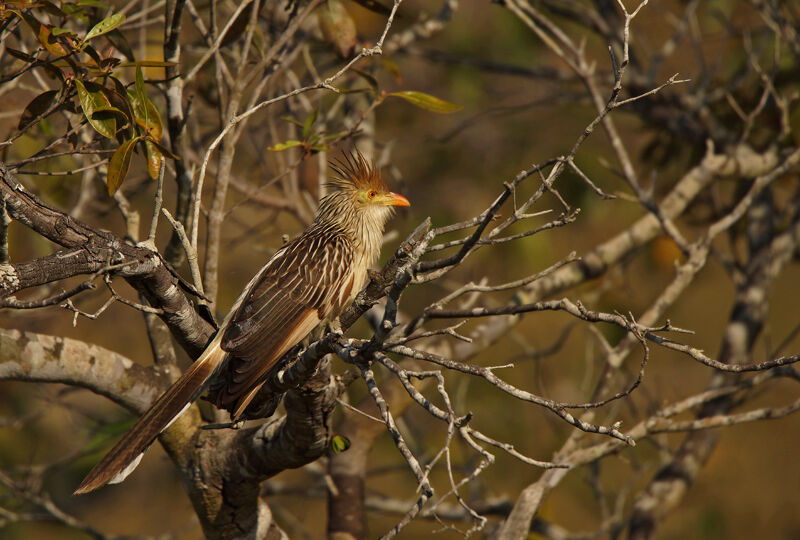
[179,361,337,539]
[0,327,167,412]
[0,166,216,357]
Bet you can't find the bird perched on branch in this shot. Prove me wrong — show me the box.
[75,151,410,495]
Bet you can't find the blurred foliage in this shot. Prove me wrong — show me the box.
[1,1,171,194]
[1,0,799,538]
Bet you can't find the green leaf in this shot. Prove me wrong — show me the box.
[51,27,79,39]
[330,434,351,454]
[251,24,267,58]
[126,92,162,140]
[381,59,403,83]
[78,0,110,7]
[131,65,163,140]
[125,70,162,141]
[107,137,141,195]
[267,140,303,152]
[302,110,317,139]
[61,3,90,24]
[40,27,69,56]
[74,79,117,138]
[145,138,181,161]
[13,10,69,56]
[135,64,147,100]
[101,83,134,133]
[387,90,462,114]
[321,130,348,142]
[91,106,126,120]
[84,13,126,43]
[117,60,178,68]
[145,98,164,141]
[352,69,379,94]
[19,90,59,130]
[144,140,163,180]
[280,115,305,129]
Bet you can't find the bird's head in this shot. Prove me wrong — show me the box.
[318,151,409,236]
[327,151,410,210]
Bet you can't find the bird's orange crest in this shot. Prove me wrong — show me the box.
[328,150,386,193]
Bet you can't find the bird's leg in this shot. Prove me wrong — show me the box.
[326,318,343,337]
[201,419,245,430]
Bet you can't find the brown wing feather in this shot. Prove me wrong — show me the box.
[230,309,321,419]
[213,231,353,416]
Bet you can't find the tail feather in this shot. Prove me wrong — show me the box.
[108,452,144,485]
[74,342,226,495]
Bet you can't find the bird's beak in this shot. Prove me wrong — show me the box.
[386,192,410,207]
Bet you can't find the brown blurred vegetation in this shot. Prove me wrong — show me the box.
[2,0,800,538]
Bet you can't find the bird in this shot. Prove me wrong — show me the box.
[74,151,410,494]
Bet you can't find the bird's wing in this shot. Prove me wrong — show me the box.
[217,232,353,416]
[74,233,353,494]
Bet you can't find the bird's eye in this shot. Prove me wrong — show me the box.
[368,190,377,199]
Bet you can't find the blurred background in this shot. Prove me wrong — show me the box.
[1,0,800,538]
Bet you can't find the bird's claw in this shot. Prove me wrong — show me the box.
[327,319,344,337]
[201,419,245,430]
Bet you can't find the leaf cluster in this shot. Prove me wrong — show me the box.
[2,2,177,193]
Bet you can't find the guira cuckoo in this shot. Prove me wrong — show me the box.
[75,151,409,494]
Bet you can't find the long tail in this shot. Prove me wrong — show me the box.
[73,339,226,495]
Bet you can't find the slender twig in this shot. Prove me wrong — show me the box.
[144,157,166,249]
[0,192,8,264]
[162,208,205,296]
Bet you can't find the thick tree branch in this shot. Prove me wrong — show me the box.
[0,165,215,358]
[0,328,167,413]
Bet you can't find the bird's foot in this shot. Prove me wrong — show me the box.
[327,319,344,337]
[201,419,245,430]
